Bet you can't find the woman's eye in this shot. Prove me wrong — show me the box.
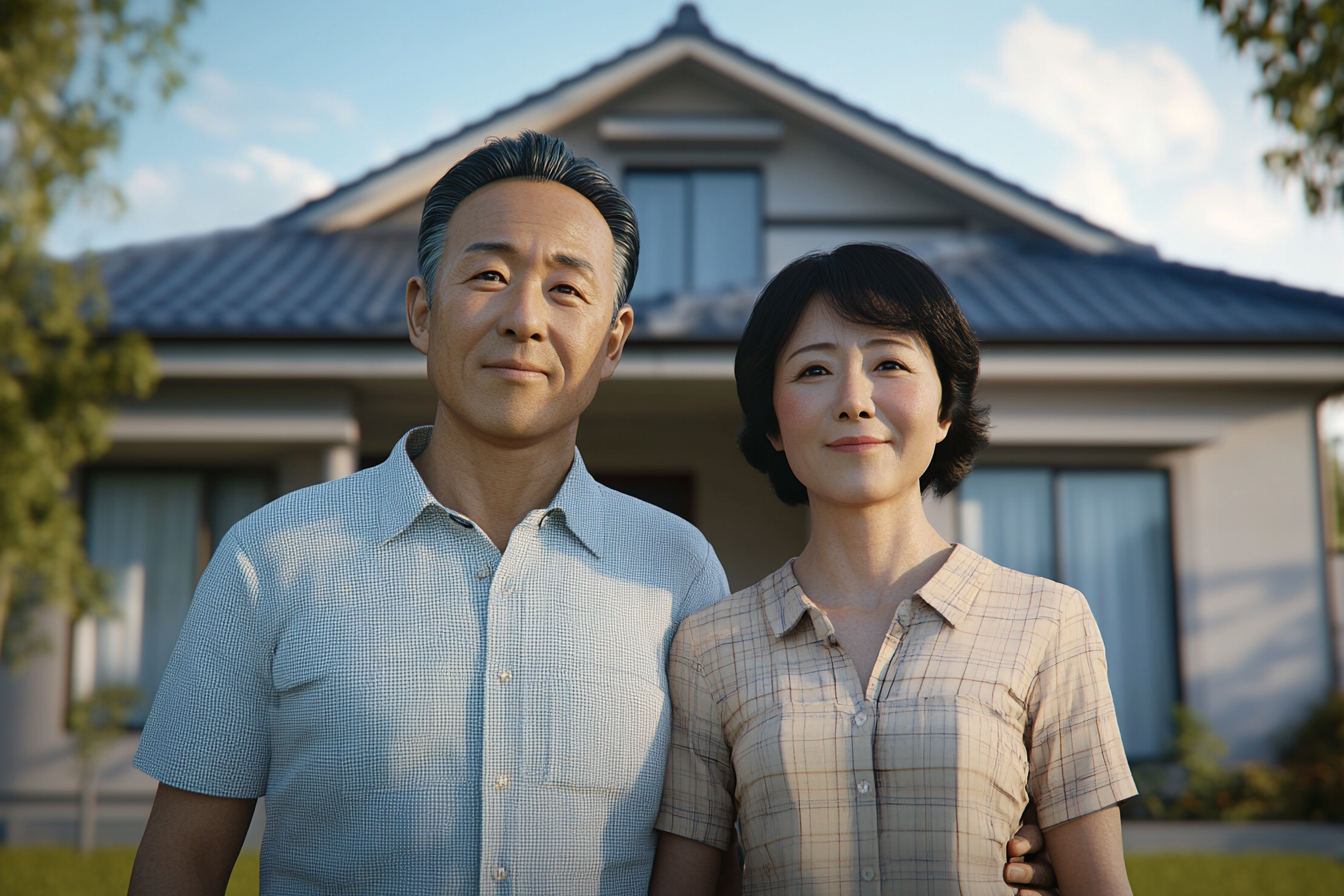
[800,364,829,377]
[875,359,906,372]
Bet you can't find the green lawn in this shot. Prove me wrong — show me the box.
[1125,854,1344,896]
[1,848,1342,895]
[0,848,258,896]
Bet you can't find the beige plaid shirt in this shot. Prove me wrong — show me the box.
[656,545,1136,895]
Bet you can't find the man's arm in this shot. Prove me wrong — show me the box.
[127,783,256,896]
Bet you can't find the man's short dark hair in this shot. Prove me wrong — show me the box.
[417,130,639,308]
[735,242,989,505]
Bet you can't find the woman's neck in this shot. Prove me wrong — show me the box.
[793,487,952,613]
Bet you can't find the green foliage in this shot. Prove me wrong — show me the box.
[1202,1,1344,214]
[0,847,260,896]
[1131,694,1344,820]
[1280,690,1344,821]
[1126,853,1344,896]
[66,682,138,761]
[0,0,199,659]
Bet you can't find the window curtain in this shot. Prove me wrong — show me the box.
[1057,471,1177,759]
[956,468,1055,578]
[626,172,688,302]
[689,170,760,293]
[83,473,203,724]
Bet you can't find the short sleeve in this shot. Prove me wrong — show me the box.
[654,620,736,851]
[133,528,273,798]
[1026,589,1138,828]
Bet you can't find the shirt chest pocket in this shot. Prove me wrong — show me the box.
[530,659,667,792]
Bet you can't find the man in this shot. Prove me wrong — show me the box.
[127,131,1059,895]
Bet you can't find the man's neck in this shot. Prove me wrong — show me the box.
[412,402,579,551]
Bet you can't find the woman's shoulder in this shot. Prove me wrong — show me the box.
[676,563,789,653]
[955,548,1092,627]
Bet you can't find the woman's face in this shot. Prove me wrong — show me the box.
[769,298,951,508]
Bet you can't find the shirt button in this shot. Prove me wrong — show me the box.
[493,866,508,881]
[862,866,875,881]
[857,779,871,794]
[498,669,512,683]
[476,565,491,580]
[494,774,509,790]
[854,711,868,727]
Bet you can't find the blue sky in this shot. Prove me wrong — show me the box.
[49,0,1344,294]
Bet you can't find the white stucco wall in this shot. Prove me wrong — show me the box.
[1164,402,1334,760]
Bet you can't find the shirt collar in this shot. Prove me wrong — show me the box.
[763,543,989,639]
[373,426,606,558]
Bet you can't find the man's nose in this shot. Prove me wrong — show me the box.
[496,279,547,342]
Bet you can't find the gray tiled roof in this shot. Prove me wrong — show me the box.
[98,228,1344,343]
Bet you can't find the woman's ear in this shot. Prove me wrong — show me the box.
[766,431,784,452]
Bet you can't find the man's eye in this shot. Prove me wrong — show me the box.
[473,270,505,283]
[552,283,580,296]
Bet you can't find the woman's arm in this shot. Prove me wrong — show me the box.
[1040,806,1131,896]
[649,831,722,896]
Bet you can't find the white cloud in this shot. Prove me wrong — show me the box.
[241,145,334,199]
[177,69,357,139]
[124,165,179,210]
[965,7,1344,295]
[968,7,1220,180]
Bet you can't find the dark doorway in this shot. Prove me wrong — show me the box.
[592,473,695,524]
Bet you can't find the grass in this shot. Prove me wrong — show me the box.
[1127,854,1344,896]
[0,847,259,896]
[1,848,1341,894]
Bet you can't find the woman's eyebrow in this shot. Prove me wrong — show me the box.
[785,341,837,362]
[864,335,918,349]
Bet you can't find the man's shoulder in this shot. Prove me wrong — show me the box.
[228,467,386,557]
[587,481,712,558]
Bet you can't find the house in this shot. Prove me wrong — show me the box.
[3,4,1343,845]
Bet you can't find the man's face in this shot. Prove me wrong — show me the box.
[406,178,634,446]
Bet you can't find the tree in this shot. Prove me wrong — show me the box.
[0,1,199,659]
[1202,0,1344,214]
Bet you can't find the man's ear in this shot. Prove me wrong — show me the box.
[406,277,431,357]
[599,303,636,381]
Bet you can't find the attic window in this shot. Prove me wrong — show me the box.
[626,169,761,303]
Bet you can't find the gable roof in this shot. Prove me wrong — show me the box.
[276,5,1133,256]
[98,227,1344,344]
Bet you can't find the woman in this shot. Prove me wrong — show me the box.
[648,244,1135,895]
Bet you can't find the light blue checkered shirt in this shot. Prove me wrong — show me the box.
[135,426,730,895]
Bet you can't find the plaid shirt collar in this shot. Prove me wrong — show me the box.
[766,543,989,639]
[375,425,606,558]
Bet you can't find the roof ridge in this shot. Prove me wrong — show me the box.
[272,5,1130,249]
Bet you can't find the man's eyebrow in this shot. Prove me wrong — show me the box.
[552,253,596,277]
[463,241,515,255]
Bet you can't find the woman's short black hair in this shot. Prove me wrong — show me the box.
[417,130,639,309]
[735,242,989,505]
